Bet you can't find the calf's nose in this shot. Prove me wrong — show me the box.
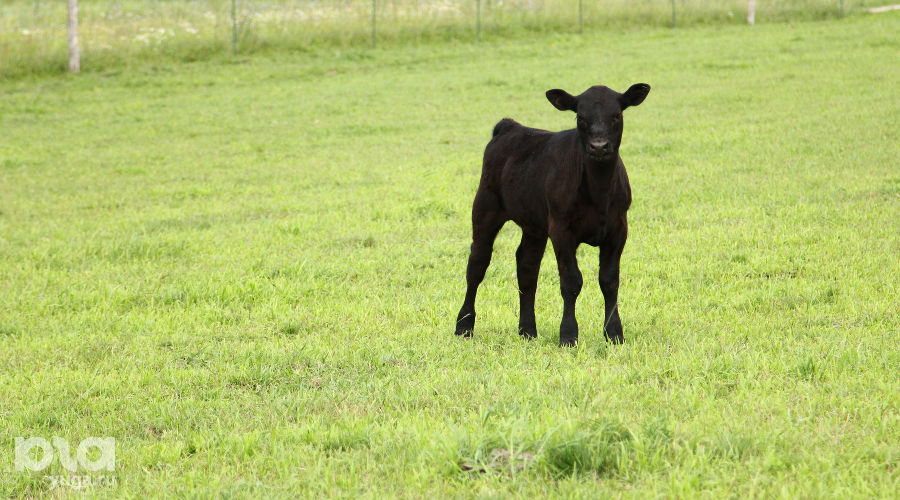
[589,139,611,154]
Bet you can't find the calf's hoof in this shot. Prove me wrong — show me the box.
[559,336,578,347]
[604,326,625,344]
[559,322,578,347]
[454,312,475,337]
[518,326,537,340]
[606,333,625,344]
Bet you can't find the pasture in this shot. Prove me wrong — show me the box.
[1,13,898,498]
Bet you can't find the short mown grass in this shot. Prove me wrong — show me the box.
[1,13,898,498]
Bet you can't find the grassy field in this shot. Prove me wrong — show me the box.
[1,13,899,498]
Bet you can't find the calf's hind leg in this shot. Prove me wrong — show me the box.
[516,231,547,339]
[454,192,507,337]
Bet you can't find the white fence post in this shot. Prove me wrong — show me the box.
[231,0,238,55]
[476,0,481,41]
[67,0,80,72]
[579,0,584,33]
[748,0,757,24]
[371,0,377,47]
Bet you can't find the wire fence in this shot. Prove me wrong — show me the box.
[0,0,872,77]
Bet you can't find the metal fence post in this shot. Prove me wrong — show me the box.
[372,0,377,47]
[476,0,482,42]
[579,0,584,33]
[67,0,80,72]
[231,0,238,55]
[670,0,677,27]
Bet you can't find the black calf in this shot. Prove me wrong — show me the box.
[454,83,651,346]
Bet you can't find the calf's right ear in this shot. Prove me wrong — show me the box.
[546,89,578,112]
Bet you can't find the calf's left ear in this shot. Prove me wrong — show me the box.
[621,83,651,109]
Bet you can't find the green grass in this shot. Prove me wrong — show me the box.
[1,0,861,79]
[1,13,899,498]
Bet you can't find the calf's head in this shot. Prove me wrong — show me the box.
[546,84,650,162]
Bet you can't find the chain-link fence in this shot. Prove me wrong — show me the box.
[1,0,867,77]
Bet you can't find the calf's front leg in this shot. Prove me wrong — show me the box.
[599,225,627,344]
[550,228,582,346]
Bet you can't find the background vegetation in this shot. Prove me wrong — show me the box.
[1,0,867,78]
[1,7,898,499]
